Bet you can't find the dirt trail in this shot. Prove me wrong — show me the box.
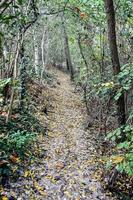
[9,69,114,200]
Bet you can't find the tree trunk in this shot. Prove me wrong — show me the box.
[40,28,50,81]
[104,0,126,126]
[99,28,105,80]
[33,30,39,75]
[78,34,89,75]
[62,16,74,80]
[6,33,24,123]
[19,45,26,110]
[41,27,46,69]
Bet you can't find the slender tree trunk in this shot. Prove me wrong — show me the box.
[62,16,74,80]
[41,27,46,69]
[78,34,89,75]
[6,33,24,123]
[40,28,50,81]
[0,35,4,79]
[104,0,126,126]
[19,45,26,110]
[33,30,39,75]
[100,28,105,79]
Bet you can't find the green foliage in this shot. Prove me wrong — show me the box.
[115,63,133,100]
[0,130,36,155]
[106,125,133,176]
[0,78,11,92]
[9,130,36,151]
[96,81,115,97]
[17,0,23,5]
[119,64,133,90]
[0,110,45,158]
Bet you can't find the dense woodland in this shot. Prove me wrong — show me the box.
[0,0,133,199]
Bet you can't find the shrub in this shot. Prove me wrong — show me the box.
[0,130,36,156]
[106,125,133,176]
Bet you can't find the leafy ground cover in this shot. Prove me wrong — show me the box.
[0,76,51,199]
[1,69,115,200]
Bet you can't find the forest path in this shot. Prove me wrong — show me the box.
[10,69,113,200]
[34,69,113,200]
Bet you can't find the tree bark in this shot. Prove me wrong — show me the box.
[41,27,46,69]
[40,27,50,81]
[78,34,89,75]
[19,44,26,110]
[62,16,74,80]
[33,30,39,75]
[6,33,24,123]
[104,0,126,126]
[99,28,105,79]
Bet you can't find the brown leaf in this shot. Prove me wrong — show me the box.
[9,155,20,163]
[0,160,9,167]
[55,162,65,170]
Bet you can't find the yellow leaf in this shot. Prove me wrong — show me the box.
[39,190,47,196]
[64,191,72,198]
[31,172,35,179]
[51,177,57,183]
[90,185,97,192]
[33,181,47,196]
[112,156,124,164]
[25,185,30,189]
[24,170,30,177]
[2,196,8,200]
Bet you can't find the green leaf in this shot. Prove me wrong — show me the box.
[17,0,23,5]
[114,92,122,100]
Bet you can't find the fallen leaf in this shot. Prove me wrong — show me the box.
[24,170,30,177]
[112,156,124,164]
[1,196,8,200]
[33,181,47,196]
[55,162,64,170]
[64,191,72,198]
[9,155,20,164]
[0,160,9,166]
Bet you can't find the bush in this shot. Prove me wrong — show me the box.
[0,130,36,156]
[106,125,133,176]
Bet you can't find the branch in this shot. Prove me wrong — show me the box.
[0,0,12,15]
[40,0,69,16]
[0,0,11,9]
[40,9,65,16]
[23,0,39,33]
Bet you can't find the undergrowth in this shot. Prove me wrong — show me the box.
[0,76,51,191]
